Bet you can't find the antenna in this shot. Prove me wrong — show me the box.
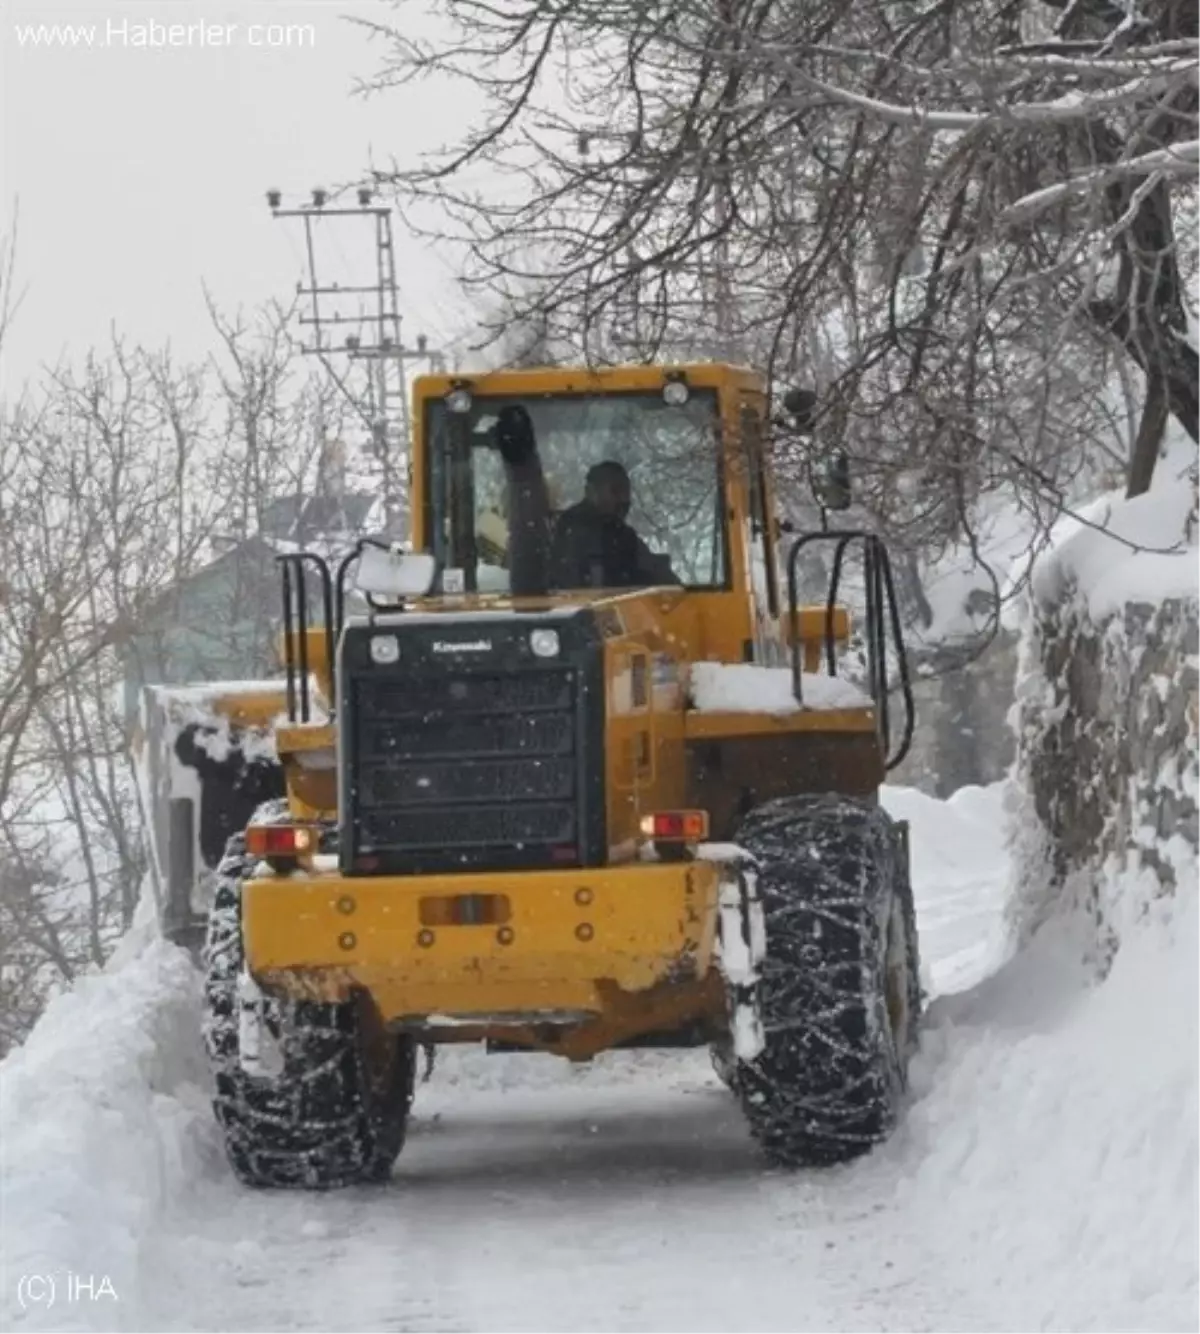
[266,186,447,533]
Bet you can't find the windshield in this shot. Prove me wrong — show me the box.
[424,389,726,596]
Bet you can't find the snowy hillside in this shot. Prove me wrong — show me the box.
[1,781,1194,1333]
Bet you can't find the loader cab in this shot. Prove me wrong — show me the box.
[411,364,785,664]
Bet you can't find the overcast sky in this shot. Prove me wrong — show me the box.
[1,0,482,395]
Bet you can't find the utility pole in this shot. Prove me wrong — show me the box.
[266,186,446,534]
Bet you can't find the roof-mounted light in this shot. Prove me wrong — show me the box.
[662,371,689,406]
[445,382,473,414]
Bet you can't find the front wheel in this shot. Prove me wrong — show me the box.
[730,793,921,1167]
[201,824,417,1189]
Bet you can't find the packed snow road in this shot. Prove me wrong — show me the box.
[2,784,1196,1333]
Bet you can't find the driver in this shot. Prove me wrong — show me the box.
[548,460,679,590]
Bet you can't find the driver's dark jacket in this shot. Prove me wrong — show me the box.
[548,500,677,589]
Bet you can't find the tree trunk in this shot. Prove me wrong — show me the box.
[1126,371,1169,498]
[1088,130,1198,454]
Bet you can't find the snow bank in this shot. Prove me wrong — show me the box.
[689,662,870,713]
[946,447,1200,1327]
[1032,475,1198,621]
[892,884,1198,1332]
[888,775,1196,1328]
[0,923,216,1331]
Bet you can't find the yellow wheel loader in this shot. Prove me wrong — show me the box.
[135,362,920,1189]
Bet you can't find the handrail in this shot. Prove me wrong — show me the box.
[275,551,335,722]
[786,530,915,771]
[278,539,431,727]
[334,544,363,639]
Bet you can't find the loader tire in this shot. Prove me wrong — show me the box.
[201,819,416,1190]
[732,793,921,1168]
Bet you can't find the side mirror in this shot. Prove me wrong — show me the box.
[813,452,852,512]
[354,546,437,599]
[782,386,818,434]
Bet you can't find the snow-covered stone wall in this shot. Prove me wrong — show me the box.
[1007,474,1199,970]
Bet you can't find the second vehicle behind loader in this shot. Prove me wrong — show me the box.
[142,360,921,1188]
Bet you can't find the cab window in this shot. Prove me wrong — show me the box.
[425,389,727,594]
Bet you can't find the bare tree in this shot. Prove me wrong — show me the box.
[0,199,26,377]
[348,0,1195,800]
[355,0,1196,520]
[0,339,226,1015]
[206,293,317,540]
[0,306,344,1052]
[0,852,82,1054]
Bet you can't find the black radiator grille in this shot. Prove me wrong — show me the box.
[369,710,573,760]
[360,756,574,806]
[366,672,572,717]
[364,803,577,851]
[350,667,581,864]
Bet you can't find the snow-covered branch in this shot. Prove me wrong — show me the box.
[1002,140,1199,225]
[783,61,1195,132]
[359,0,1198,497]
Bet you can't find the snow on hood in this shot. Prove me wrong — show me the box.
[689,661,870,713]
[143,679,288,705]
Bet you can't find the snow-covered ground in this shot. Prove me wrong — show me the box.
[1,782,1196,1333]
[881,784,1015,997]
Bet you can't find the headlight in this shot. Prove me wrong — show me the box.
[662,378,689,406]
[445,386,473,414]
[529,628,560,658]
[369,634,400,664]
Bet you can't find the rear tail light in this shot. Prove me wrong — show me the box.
[245,824,318,858]
[639,810,709,841]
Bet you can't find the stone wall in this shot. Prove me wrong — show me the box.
[1008,592,1199,967]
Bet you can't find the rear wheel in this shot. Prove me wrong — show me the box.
[202,817,417,1189]
[731,793,921,1167]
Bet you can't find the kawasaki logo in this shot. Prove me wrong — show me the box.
[431,639,492,653]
